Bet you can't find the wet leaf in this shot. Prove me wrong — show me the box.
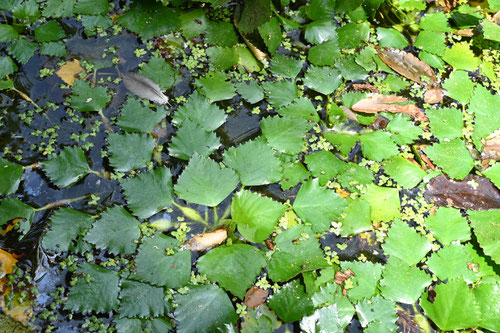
[420,279,482,331]
[206,46,238,71]
[236,81,264,104]
[280,161,309,190]
[195,71,235,101]
[258,17,281,54]
[42,208,94,252]
[180,9,207,39]
[359,131,399,162]
[0,24,19,43]
[0,56,17,78]
[261,80,297,108]
[308,40,341,66]
[335,56,369,81]
[43,146,90,188]
[301,300,355,333]
[107,133,155,172]
[305,19,337,44]
[168,121,220,160]
[424,175,500,210]
[118,280,168,318]
[340,197,372,237]
[376,46,438,87]
[117,6,180,41]
[364,184,402,223]
[244,286,269,309]
[356,295,398,332]
[303,65,342,95]
[424,139,474,180]
[267,225,329,282]
[84,206,140,255]
[65,263,120,314]
[42,0,74,18]
[139,56,178,90]
[174,285,237,333]
[352,94,427,121]
[261,115,310,155]
[117,98,166,133]
[182,229,227,251]
[270,54,303,79]
[6,39,37,64]
[442,70,475,104]
[483,163,500,188]
[120,167,173,219]
[341,261,383,302]
[337,22,370,49]
[323,131,359,155]
[414,31,446,56]
[383,156,427,188]
[427,107,462,140]
[468,210,500,264]
[0,197,35,236]
[206,21,238,47]
[55,59,82,86]
[34,20,65,42]
[473,281,500,332]
[0,249,17,278]
[337,162,374,189]
[223,138,282,186]
[425,207,471,245]
[174,153,239,207]
[0,157,23,195]
[197,243,266,298]
[382,219,431,266]
[293,179,348,232]
[69,80,110,112]
[377,27,408,49]
[277,98,319,122]
[268,279,314,322]
[39,41,66,57]
[75,0,108,15]
[304,150,346,186]
[231,190,285,243]
[442,42,480,70]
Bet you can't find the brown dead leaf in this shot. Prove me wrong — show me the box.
[376,46,439,87]
[455,28,474,36]
[352,84,379,93]
[481,129,500,163]
[397,309,421,333]
[244,286,269,308]
[424,88,444,104]
[56,59,83,86]
[351,94,428,121]
[340,106,358,122]
[424,174,500,210]
[181,229,227,251]
[334,269,355,284]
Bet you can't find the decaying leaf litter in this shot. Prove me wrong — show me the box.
[0,0,499,332]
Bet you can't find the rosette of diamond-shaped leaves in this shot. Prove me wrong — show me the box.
[42,146,90,188]
[197,243,266,299]
[261,115,311,155]
[120,167,173,219]
[231,190,286,243]
[174,153,238,207]
[65,263,120,314]
[117,98,166,133]
[69,80,110,112]
[42,208,94,252]
[293,179,348,232]
[118,280,169,318]
[382,219,431,266]
[107,133,155,172]
[0,157,23,195]
[131,234,190,288]
[83,206,140,255]
[174,284,237,333]
[172,91,227,131]
[223,138,282,186]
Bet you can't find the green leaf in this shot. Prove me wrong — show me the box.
[84,206,140,255]
[307,0,336,20]
[69,80,110,112]
[0,78,13,90]
[341,261,383,301]
[469,85,500,148]
[107,133,155,172]
[443,42,480,70]
[205,21,238,47]
[483,20,500,42]
[425,207,470,245]
[0,56,18,78]
[132,234,190,288]
[80,15,112,36]
[258,17,282,53]
[114,319,142,333]
[195,71,235,101]
[75,0,108,14]
[120,167,173,219]
[293,179,348,232]
[146,317,173,333]
[414,31,446,56]
[427,107,463,140]
[420,12,451,32]
[427,243,478,283]
[236,81,264,104]
[380,74,411,92]
[39,41,66,57]
[197,243,266,298]
[377,27,408,49]
[280,161,309,190]
[207,46,238,71]
[0,197,35,236]
[308,40,341,66]
[6,39,37,64]
[356,296,398,331]
[360,131,399,161]
[42,0,74,18]
[0,24,19,43]
[323,131,359,155]
[223,139,282,186]
[268,225,329,282]
[383,156,426,188]
[301,298,355,333]
[13,0,40,23]
[424,138,474,180]
[303,65,342,95]
[139,56,178,90]
[335,56,369,81]
[364,184,401,223]
[42,208,94,252]
[379,257,432,304]
[337,22,370,49]
[268,279,314,322]
[174,285,237,332]
[168,121,220,160]
[270,54,303,79]
[65,263,120,314]
[355,47,377,72]
[468,210,500,264]
[34,20,65,42]
[231,190,285,243]
[304,150,345,186]
[180,9,208,39]
[340,197,372,237]
[305,19,337,44]
[382,219,431,266]
[420,279,482,331]
[174,153,238,207]
[117,7,180,41]
[474,281,500,332]
[261,80,298,108]
[43,146,90,188]
[117,98,165,133]
[337,162,374,190]
[172,91,227,131]
[261,115,310,155]
[118,280,168,318]
[483,162,500,189]
[442,70,475,104]
[0,157,23,195]
[277,98,319,122]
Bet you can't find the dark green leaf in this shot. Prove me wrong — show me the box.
[280,161,309,190]
[0,157,23,195]
[261,80,298,108]
[337,22,370,49]
[42,208,94,252]
[75,0,107,15]
[39,41,66,57]
[270,54,303,79]
[303,65,342,95]
[43,146,90,188]
[304,150,346,186]
[69,80,110,112]
[107,133,155,172]
[42,0,74,18]
[139,56,178,90]
[0,197,35,236]
[360,131,399,161]
[269,279,314,322]
[172,91,227,131]
[205,21,238,47]
[377,27,408,49]
[236,81,264,104]
[6,39,37,64]
[386,114,423,145]
[180,9,208,39]
[118,280,168,318]
[117,98,165,133]
[207,46,238,71]
[305,19,337,44]
[80,15,112,36]
[117,7,180,40]
[308,40,341,66]
[0,56,18,78]
[195,71,236,101]
[277,98,319,122]
[261,115,310,155]
[34,20,65,42]
[258,17,282,53]
[168,121,220,160]
[0,24,19,43]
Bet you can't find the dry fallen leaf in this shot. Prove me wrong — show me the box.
[352,83,379,93]
[56,59,83,86]
[181,229,227,251]
[424,88,444,104]
[334,269,355,284]
[244,286,269,308]
[376,46,438,87]
[481,129,500,163]
[351,94,428,121]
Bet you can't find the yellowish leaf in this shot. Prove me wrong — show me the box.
[181,229,227,251]
[56,59,83,86]
[0,249,17,279]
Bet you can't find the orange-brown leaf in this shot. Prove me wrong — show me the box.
[244,286,269,308]
[424,88,444,104]
[0,249,17,279]
[181,229,227,251]
[351,94,428,121]
[334,269,355,284]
